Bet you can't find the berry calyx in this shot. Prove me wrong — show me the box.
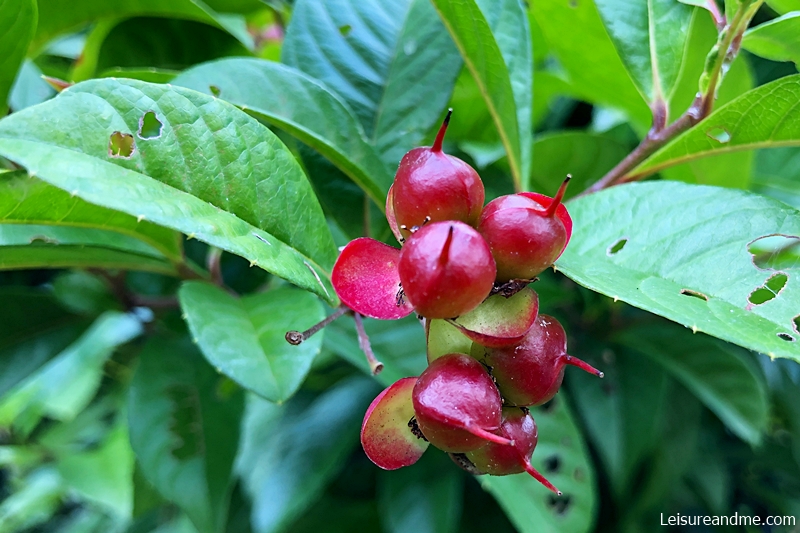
[398,221,496,319]
[466,408,561,494]
[391,110,485,238]
[477,177,573,282]
[412,353,512,453]
[475,314,603,406]
[361,377,429,470]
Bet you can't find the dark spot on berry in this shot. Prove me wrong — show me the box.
[408,416,428,441]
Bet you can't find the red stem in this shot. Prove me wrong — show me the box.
[431,108,453,153]
[521,457,562,495]
[564,354,604,378]
[438,225,455,267]
[354,312,384,375]
[544,175,571,217]
[466,425,514,447]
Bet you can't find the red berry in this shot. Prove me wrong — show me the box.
[466,408,560,494]
[398,221,496,319]
[477,177,572,282]
[475,314,603,406]
[391,110,484,238]
[412,353,512,453]
[361,377,429,470]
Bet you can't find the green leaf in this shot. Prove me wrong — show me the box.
[615,323,769,445]
[324,314,428,387]
[556,181,800,360]
[530,132,630,198]
[8,60,56,112]
[480,396,597,533]
[595,0,693,102]
[282,0,463,164]
[630,74,800,179]
[178,282,325,403]
[128,336,244,533]
[56,422,134,518]
[237,377,379,533]
[0,467,64,533]
[0,78,338,303]
[0,171,182,262]
[533,0,650,126]
[766,0,800,14]
[0,0,36,115]
[377,453,463,533]
[32,0,253,54]
[173,58,392,204]
[751,147,800,209]
[742,12,800,67]
[431,0,531,190]
[0,288,86,397]
[0,224,178,273]
[0,311,142,431]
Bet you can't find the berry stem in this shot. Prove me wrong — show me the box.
[563,354,604,378]
[431,108,453,153]
[544,175,571,218]
[521,457,562,495]
[285,305,349,345]
[353,312,384,375]
[466,425,515,447]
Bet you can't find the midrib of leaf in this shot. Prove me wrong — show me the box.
[648,0,665,103]
[432,2,523,191]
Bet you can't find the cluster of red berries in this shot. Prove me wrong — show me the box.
[328,111,603,494]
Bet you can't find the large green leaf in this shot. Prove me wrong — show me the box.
[751,146,800,209]
[0,311,142,431]
[236,377,378,533]
[533,0,650,126]
[766,0,800,13]
[595,0,692,102]
[0,0,36,115]
[282,0,462,164]
[8,60,55,112]
[742,12,800,67]
[128,336,244,533]
[32,0,252,54]
[178,282,325,403]
[431,0,531,190]
[480,396,597,533]
[0,78,338,303]
[557,181,800,360]
[173,58,392,204]
[0,171,181,261]
[630,75,800,179]
[616,324,769,445]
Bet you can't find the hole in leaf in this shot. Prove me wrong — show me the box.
[794,315,800,335]
[607,238,627,255]
[138,111,162,140]
[569,0,578,7]
[778,333,795,342]
[209,85,221,97]
[543,454,561,474]
[748,235,800,271]
[680,289,708,301]
[108,132,135,158]
[338,24,352,36]
[546,494,572,515]
[706,127,731,143]
[748,273,788,306]
[29,234,58,244]
[166,384,205,460]
[404,41,417,55]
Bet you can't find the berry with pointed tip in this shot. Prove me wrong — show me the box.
[391,110,485,238]
[466,408,560,494]
[477,177,573,281]
[474,314,603,407]
[398,221,496,319]
[412,353,512,453]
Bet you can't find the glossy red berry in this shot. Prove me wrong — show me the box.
[361,377,429,470]
[412,353,512,453]
[477,178,572,282]
[475,314,603,407]
[391,110,485,238]
[466,408,560,494]
[398,221,496,319]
